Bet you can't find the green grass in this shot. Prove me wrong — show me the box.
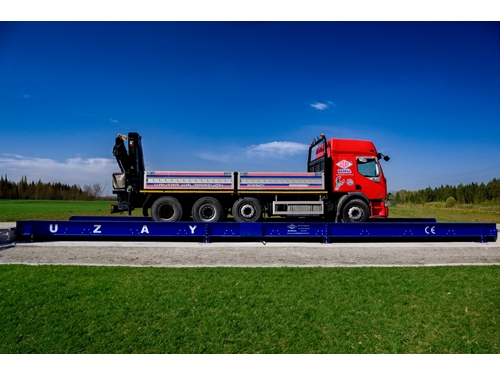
[1,265,499,354]
[0,200,130,221]
[390,204,500,223]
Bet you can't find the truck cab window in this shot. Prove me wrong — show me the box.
[357,157,379,178]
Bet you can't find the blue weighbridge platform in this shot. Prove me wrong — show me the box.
[13,216,498,243]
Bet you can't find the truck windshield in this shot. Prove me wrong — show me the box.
[357,157,379,178]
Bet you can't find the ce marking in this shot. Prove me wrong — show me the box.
[425,226,436,235]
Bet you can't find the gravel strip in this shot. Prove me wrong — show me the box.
[1,240,499,268]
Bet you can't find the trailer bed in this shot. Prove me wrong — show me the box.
[143,171,325,191]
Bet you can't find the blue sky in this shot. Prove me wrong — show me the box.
[1,21,499,195]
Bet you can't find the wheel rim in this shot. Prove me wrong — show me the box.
[347,206,363,221]
[199,204,216,220]
[240,204,255,219]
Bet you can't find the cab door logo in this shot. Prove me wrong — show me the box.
[336,159,353,174]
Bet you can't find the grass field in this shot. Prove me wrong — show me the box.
[0,200,132,221]
[1,265,499,354]
[389,203,500,223]
[1,199,499,222]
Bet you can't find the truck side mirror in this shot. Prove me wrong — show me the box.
[377,153,390,162]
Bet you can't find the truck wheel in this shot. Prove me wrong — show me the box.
[151,196,183,222]
[232,197,262,222]
[192,197,223,222]
[341,199,369,222]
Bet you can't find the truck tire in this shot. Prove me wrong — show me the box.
[151,196,183,222]
[341,199,369,222]
[232,197,262,222]
[192,197,223,222]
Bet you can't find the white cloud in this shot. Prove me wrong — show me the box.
[311,102,328,110]
[310,101,335,111]
[0,154,118,195]
[195,140,309,170]
[246,141,308,158]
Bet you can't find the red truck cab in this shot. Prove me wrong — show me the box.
[314,137,389,220]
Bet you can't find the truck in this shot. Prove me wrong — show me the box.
[110,132,390,223]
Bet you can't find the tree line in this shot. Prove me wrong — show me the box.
[394,177,500,205]
[0,175,106,201]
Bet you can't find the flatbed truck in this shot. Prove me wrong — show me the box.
[110,132,390,223]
